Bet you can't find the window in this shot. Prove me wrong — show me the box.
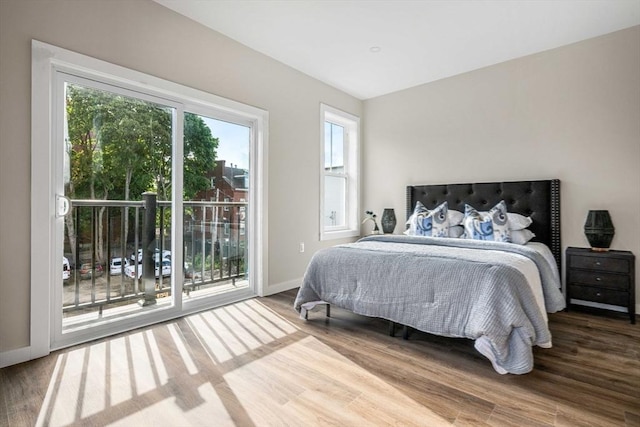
[320,104,360,240]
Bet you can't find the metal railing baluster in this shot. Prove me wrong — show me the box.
[106,207,111,303]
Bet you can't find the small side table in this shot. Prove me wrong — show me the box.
[566,247,635,324]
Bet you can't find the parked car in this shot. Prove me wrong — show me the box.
[63,256,71,281]
[124,259,171,279]
[79,262,104,280]
[130,248,171,263]
[109,257,130,275]
[153,252,171,262]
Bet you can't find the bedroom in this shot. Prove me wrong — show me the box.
[0,0,638,425]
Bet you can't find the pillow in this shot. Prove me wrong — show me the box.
[405,201,450,237]
[448,210,464,226]
[511,229,536,245]
[477,211,532,230]
[448,225,464,238]
[406,205,464,226]
[507,213,533,231]
[463,200,512,242]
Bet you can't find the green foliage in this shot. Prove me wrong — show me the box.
[184,112,218,200]
[193,253,215,271]
[65,83,219,202]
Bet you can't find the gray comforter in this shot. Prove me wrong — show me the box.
[294,235,566,374]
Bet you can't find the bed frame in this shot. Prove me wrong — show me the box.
[406,179,561,271]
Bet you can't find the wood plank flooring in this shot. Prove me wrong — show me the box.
[1,289,638,426]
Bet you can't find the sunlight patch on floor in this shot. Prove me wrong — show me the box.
[33,299,446,426]
[223,335,451,426]
[36,299,301,426]
[105,382,234,427]
[186,299,300,365]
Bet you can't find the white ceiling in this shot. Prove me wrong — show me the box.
[154,0,640,100]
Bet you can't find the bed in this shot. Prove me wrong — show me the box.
[294,179,566,374]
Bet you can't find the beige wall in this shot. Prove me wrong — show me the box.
[2,0,638,356]
[0,0,362,352]
[363,26,640,309]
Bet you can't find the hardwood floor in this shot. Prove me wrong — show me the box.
[1,289,638,426]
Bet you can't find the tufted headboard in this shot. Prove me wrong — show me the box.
[406,179,561,270]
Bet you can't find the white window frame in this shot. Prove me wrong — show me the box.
[320,103,360,240]
[30,40,268,359]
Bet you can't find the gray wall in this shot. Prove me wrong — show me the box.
[363,26,640,309]
[0,0,362,352]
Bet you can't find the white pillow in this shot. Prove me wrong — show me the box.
[507,213,533,231]
[448,225,464,238]
[511,229,536,245]
[448,210,464,226]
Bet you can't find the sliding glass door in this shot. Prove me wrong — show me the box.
[49,67,259,349]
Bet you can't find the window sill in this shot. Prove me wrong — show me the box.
[320,229,359,241]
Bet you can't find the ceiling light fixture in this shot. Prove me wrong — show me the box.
[369,46,381,53]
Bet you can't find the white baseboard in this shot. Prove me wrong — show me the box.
[263,278,302,296]
[0,345,38,369]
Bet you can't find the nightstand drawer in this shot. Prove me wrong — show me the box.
[569,285,628,306]
[568,270,629,290]
[569,255,629,273]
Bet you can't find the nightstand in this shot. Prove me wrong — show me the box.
[566,247,635,324]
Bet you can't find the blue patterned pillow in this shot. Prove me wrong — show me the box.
[406,201,450,237]
[463,200,512,242]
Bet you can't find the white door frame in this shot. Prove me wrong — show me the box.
[28,40,268,360]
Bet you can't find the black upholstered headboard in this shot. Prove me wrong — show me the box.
[406,179,561,269]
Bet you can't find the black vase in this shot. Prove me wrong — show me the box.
[584,210,614,251]
[381,208,397,234]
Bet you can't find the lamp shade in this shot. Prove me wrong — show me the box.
[584,210,614,251]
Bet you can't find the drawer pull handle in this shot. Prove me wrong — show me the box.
[596,277,602,281]
[596,292,601,297]
[595,262,601,266]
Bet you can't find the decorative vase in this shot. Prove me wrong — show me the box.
[381,208,397,234]
[584,210,614,251]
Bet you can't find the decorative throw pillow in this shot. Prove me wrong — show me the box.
[463,200,512,242]
[510,229,536,245]
[405,201,450,237]
[478,211,532,230]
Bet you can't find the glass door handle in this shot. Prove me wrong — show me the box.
[56,195,71,217]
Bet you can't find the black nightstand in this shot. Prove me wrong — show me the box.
[566,247,635,324]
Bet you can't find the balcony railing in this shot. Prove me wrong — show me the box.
[62,195,247,317]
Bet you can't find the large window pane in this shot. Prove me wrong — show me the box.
[182,115,250,300]
[324,122,344,171]
[62,81,176,327]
